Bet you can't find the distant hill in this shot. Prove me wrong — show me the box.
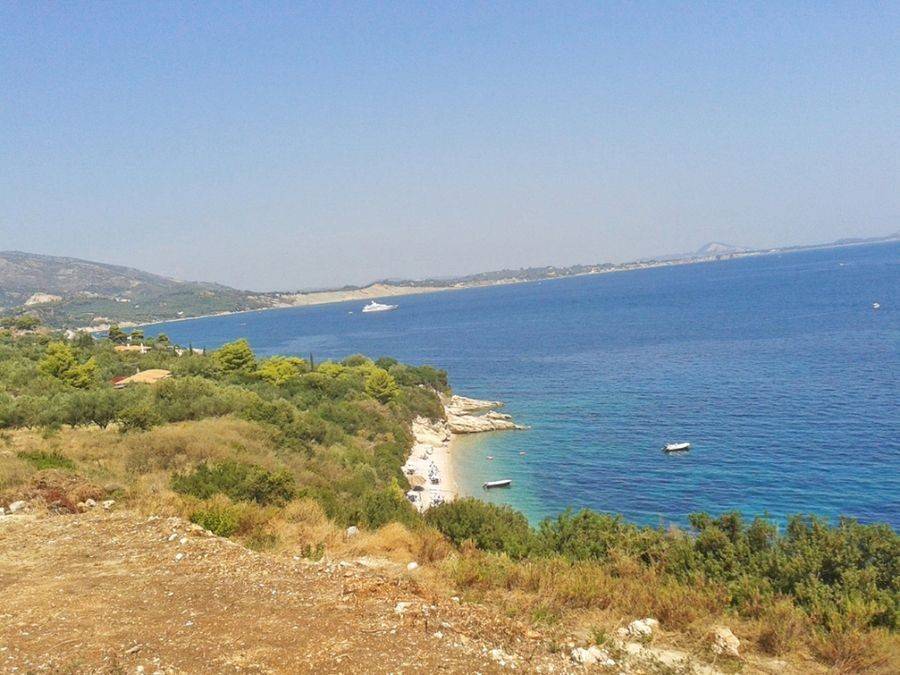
[0,251,275,327]
[693,241,751,256]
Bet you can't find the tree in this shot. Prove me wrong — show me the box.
[15,315,41,331]
[38,342,96,389]
[364,368,399,403]
[72,331,95,349]
[256,356,307,386]
[107,324,127,343]
[213,339,255,373]
[156,333,170,345]
[129,329,144,342]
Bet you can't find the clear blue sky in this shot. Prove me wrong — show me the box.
[1,2,897,290]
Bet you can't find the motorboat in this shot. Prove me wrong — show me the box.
[482,479,512,489]
[663,442,691,453]
[873,302,881,310]
[362,301,398,313]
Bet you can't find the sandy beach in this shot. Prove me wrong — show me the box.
[402,395,523,511]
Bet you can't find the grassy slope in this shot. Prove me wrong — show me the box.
[0,251,273,325]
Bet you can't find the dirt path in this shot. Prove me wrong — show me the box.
[0,510,555,674]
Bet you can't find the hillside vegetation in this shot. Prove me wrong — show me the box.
[0,250,274,326]
[0,328,897,672]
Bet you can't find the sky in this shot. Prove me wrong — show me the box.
[1,2,898,290]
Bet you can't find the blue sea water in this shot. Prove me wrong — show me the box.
[146,243,900,529]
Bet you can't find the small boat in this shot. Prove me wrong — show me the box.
[872,302,880,310]
[362,301,398,313]
[519,451,526,456]
[663,442,691,453]
[483,479,512,489]
[486,455,493,460]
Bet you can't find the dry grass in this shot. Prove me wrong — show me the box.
[2,421,896,674]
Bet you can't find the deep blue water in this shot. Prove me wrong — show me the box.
[145,243,900,528]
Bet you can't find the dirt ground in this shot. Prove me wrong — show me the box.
[0,510,561,674]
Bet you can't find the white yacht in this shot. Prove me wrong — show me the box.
[663,442,691,453]
[361,300,398,313]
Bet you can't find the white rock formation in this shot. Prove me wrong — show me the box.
[571,646,615,666]
[442,394,525,433]
[620,618,658,639]
[445,395,503,414]
[711,625,740,658]
[25,293,62,306]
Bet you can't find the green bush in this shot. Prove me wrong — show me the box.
[213,339,256,373]
[17,449,75,471]
[172,461,295,506]
[362,484,419,528]
[117,402,161,433]
[426,498,535,558]
[190,501,240,537]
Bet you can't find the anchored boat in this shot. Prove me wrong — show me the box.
[483,479,512,489]
[362,300,398,313]
[663,442,691,453]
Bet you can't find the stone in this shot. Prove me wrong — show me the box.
[84,498,97,508]
[345,525,359,538]
[625,618,657,638]
[406,561,419,571]
[8,501,26,514]
[446,395,503,413]
[711,626,740,658]
[179,537,188,545]
[489,648,513,666]
[101,500,115,510]
[394,601,412,615]
[174,552,185,562]
[446,413,522,434]
[571,646,615,666]
[433,631,443,639]
[168,533,178,542]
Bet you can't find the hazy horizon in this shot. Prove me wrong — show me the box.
[2,3,898,290]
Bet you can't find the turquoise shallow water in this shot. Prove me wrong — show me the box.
[146,243,900,528]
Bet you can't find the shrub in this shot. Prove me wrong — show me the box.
[117,402,161,433]
[190,497,240,537]
[426,498,535,558]
[362,484,419,529]
[213,339,256,373]
[364,368,399,403]
[17,450,75,471]
[758,599,808,655]
[256,356,307,385]
[38,342,96,388]
[172,460,295,505]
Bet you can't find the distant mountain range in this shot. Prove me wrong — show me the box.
[1,231,897,328]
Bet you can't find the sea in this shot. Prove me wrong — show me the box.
[145,243,900,529]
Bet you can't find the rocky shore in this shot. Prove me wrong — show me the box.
[402,395,523,512]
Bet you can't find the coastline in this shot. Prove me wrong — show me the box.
[84,237,897,335]
[403,395,523,512]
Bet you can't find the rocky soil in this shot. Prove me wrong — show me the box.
[0,507,785,674]
[0,509,571,674]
